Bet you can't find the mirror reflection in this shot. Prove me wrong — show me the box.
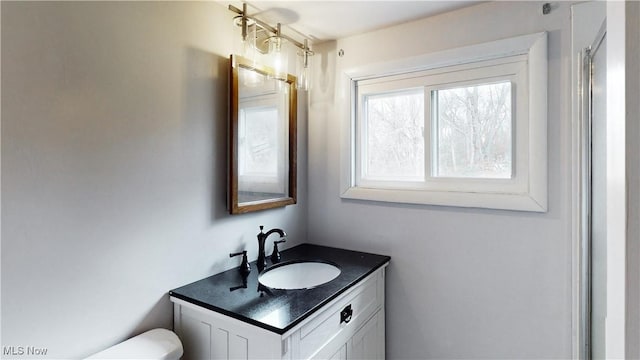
[229,55,297,214]
[238,67,289,203]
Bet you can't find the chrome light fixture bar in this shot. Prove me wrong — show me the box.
[229,3,314,89]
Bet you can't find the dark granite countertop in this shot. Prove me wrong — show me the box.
[169,243,390,335]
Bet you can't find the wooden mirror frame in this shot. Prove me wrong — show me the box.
[229,55,297,214]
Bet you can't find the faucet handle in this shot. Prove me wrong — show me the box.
[229,250,251,276]
[270,238,286,263]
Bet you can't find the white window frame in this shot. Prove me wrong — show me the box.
[340,32,547,212]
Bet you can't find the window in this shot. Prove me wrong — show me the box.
[432,81,512,179]
[362,88,425,182]
[341,32,547,212]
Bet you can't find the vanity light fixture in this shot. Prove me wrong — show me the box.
[229,3,314,89]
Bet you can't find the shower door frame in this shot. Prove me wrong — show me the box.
[578,22,607,360]
[572,2,628,359]
[570,2,605,359]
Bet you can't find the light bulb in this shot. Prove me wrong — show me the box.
[269,35,288,81]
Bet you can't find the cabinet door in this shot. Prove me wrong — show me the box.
[329,344,347,360]
[179,314,213,360]
[174,303,281,360]
[347,311,383,360]
[178,313,251,360]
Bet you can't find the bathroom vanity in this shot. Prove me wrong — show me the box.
[169,244,390,360]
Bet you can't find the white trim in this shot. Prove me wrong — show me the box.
[342,187,546,212]
[343,32,546,81]
[605,2,626,357]
[340,32,547,212]
[527,31,548,213]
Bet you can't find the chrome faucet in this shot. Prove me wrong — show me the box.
[257,225,286,271]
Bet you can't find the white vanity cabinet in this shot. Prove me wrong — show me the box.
[171,266,386,360]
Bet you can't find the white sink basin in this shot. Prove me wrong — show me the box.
[258,261,341,290]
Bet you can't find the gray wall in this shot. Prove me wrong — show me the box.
[308,2,574,358]
[1,2,307,358]
[1,1,637,359]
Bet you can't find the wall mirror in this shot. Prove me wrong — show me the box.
[229,55,297,214]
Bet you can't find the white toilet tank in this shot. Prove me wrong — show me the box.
[86,328,183,360]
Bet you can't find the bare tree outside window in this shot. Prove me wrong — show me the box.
[363,89,425,181]
[433,82,512,178]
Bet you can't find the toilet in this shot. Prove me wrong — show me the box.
[86,328,183,360]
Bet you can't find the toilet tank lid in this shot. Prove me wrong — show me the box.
[86,328,183,360]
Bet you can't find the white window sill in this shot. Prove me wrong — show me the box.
[340,187,547,212]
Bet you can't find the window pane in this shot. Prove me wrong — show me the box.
[433,81,512,178]
[363,89,424,181]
